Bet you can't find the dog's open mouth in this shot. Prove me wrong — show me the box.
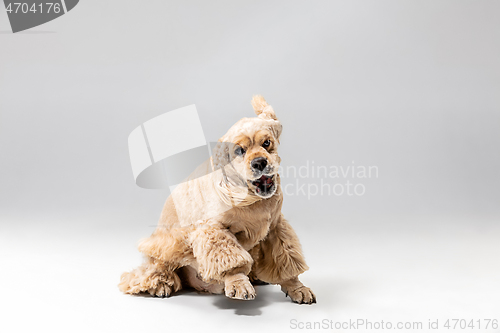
[251,175,275,196]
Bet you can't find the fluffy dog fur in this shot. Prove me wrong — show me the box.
[119,96,316,304]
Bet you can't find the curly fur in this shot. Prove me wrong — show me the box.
[119,96,316,304]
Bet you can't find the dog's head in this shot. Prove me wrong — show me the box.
[213,95,283,199]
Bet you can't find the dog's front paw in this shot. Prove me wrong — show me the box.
[224,273,256,300]
[148,281,173,298]
[285,286,316,305]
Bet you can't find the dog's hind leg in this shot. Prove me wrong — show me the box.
[119,227,193,297]
[119,256,182,297]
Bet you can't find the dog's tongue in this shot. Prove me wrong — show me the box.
[259,175,273,185]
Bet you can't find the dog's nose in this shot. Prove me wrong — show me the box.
[251,157,267,172]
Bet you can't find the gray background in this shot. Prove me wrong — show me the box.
[0,1,499,332]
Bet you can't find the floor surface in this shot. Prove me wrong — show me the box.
[1,213,499,333]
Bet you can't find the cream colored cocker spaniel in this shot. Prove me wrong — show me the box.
[119,96,316,304]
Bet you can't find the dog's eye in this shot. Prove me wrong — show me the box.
[235,146,245,156]
[262,140,271,148]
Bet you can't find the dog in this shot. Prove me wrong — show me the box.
[119,96,316,304]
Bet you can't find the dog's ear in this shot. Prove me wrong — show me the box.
[271,123,283,144]
[252,95,282,142]
[212,139,232,172]
[252,95,282,141]
[252,95,278,121]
